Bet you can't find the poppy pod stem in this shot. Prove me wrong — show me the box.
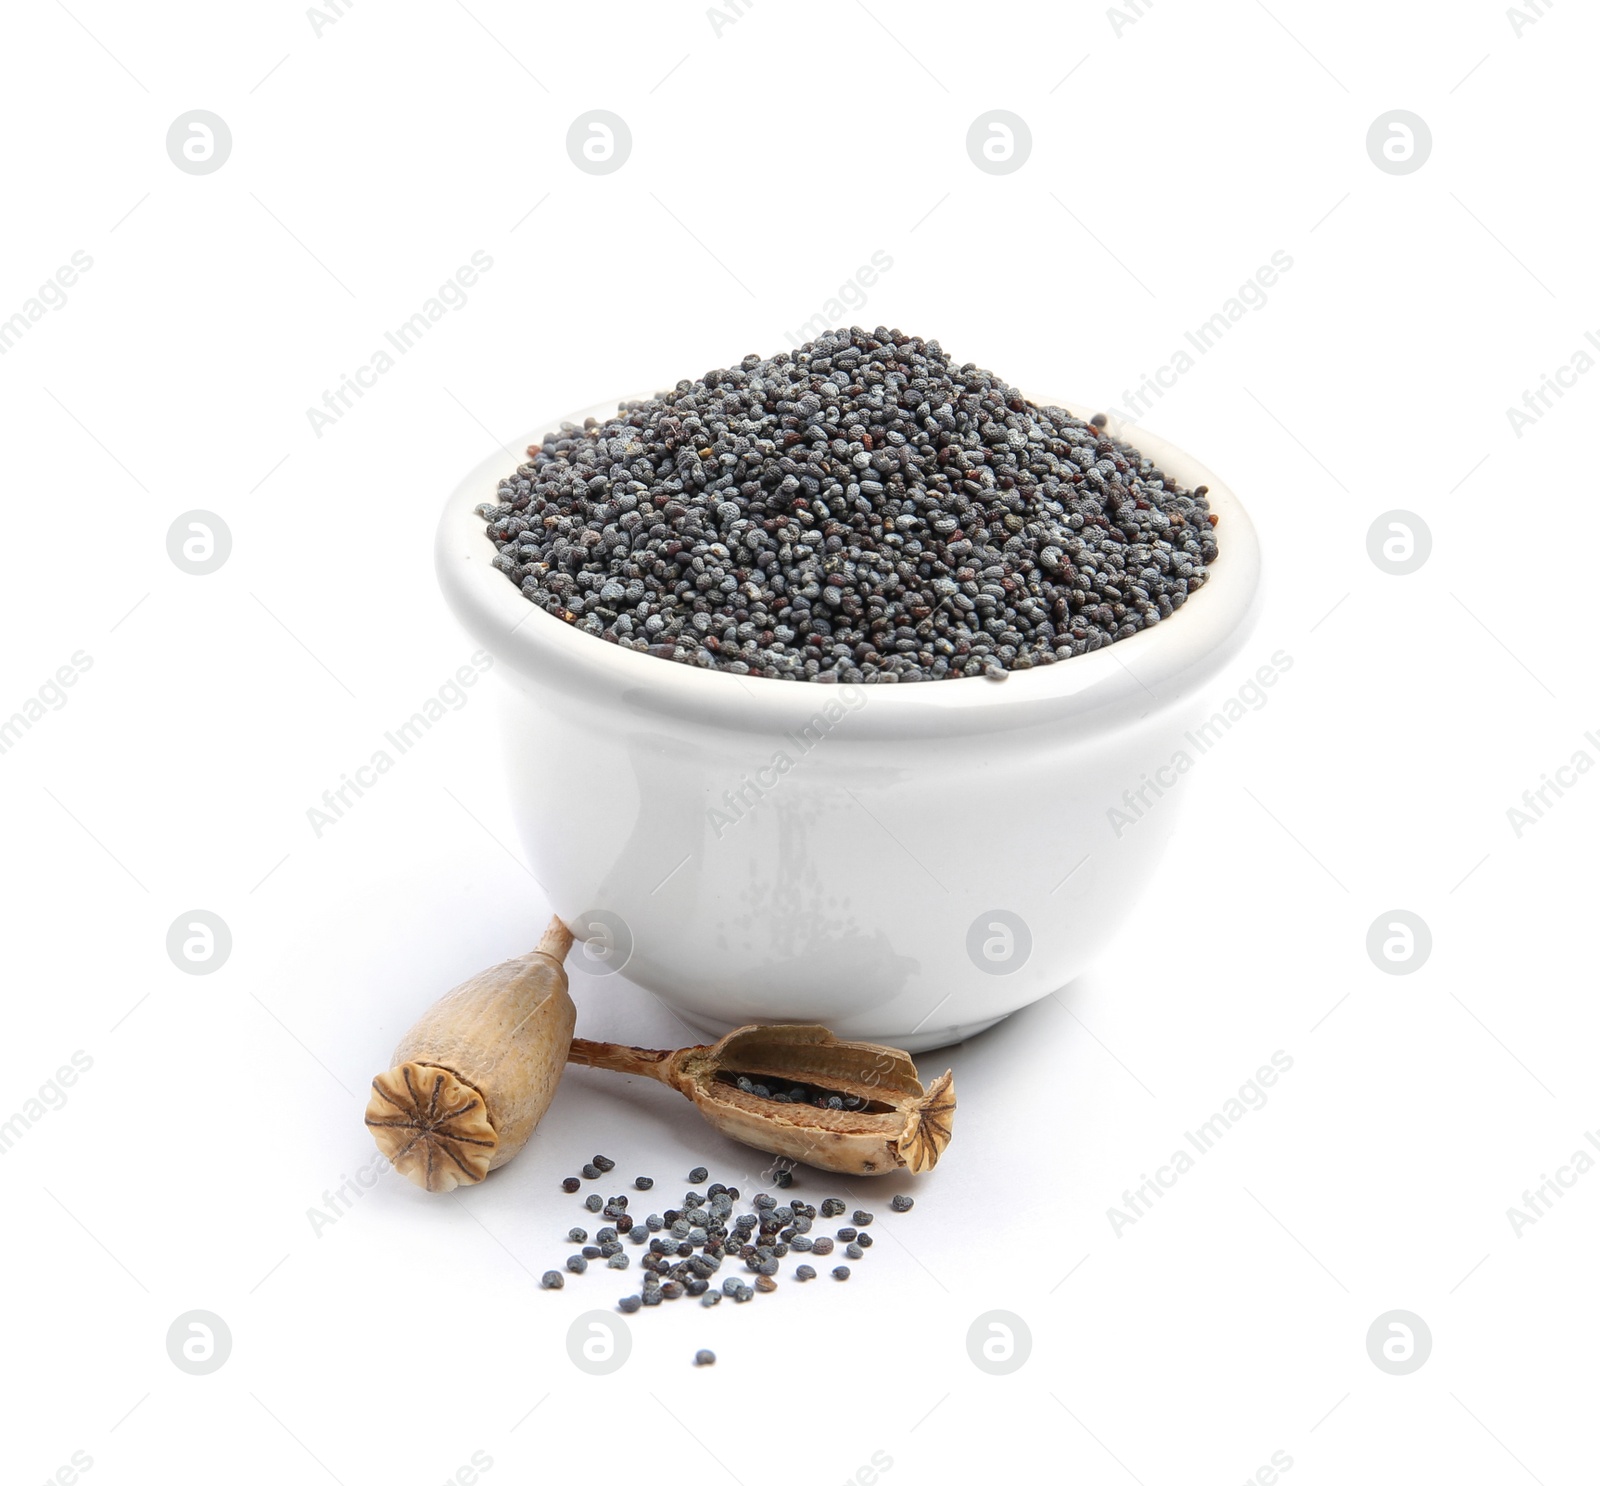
[568,1038,679,1082]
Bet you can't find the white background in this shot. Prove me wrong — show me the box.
[3,2,1596,1482]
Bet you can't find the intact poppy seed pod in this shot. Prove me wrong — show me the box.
[365,917,575,1192]
[566,1024,955,1175]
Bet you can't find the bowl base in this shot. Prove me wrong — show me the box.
[670,1008,1009,1056]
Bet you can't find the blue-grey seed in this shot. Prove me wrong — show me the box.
[478,330,1215,686]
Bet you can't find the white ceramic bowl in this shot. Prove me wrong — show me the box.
[437,397,1262,1051]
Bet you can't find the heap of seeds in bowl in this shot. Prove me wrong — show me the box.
[478,326,1217,683]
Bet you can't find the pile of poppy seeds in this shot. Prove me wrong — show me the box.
[478,327,1217,683]
[539,1156,915,1330]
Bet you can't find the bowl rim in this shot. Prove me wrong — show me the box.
[435,393,1264,739]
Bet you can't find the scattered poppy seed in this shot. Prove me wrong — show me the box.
[593,1155,615,1172]
[581,1164,601,1180]
[688,1166,709,1183]
[634,1176,654,1190]
[547,1147,918,1324]
[890,1194,914,1212]
[852,1210,874,1226]
[584,1194,603,1212]
[561,1177,581,1193]
[540,1271,563,1290]
[695,1349,716,1366]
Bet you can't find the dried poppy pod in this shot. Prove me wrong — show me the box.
[567,1024,955,1175]
[365,918,576,1192]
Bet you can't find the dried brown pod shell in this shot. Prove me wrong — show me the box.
[567,1023,955,1175]
[365,918,576,1192]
